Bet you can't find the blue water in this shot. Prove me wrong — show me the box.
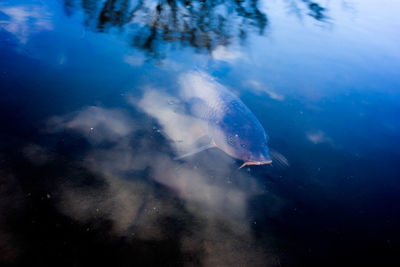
[1,0,399,266]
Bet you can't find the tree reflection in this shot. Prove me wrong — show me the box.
[287,0,326,21]
[64,0,327,57]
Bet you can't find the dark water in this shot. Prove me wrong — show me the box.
[1,0,399,266]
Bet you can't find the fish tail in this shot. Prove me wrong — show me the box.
[270,150,289,168]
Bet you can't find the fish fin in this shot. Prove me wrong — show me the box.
[174,143,216,160]
[239,162,248,169]
[270,149,289,168]
[193,135,213,147]
[211,139,217,147]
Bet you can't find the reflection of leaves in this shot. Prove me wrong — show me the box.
[304,0,326,20]
[286,0,327,21]
[63,0,76,17]
[75,0,268,58]
[64,0,327,58]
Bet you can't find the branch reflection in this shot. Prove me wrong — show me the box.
[64,0,327,58]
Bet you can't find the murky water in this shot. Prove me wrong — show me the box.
[1,0,399,266]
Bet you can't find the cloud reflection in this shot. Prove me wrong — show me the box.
[47,106,135,143]
[123,54,145,67]
[306,129,333,145]
[0,5,53,44]
[211,46,242,62]
[246,80,285,101]
[41,80,284,265]
[133,89,208,154]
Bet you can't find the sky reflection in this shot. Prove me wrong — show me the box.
[1,0,400,266]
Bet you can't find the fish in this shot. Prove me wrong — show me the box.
[177,71,288,168]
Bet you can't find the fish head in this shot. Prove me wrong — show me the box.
[239,141,272,167]
[210,119,272,167]
[222,133,272,167]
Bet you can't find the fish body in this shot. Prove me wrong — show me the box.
[179,71,273,167]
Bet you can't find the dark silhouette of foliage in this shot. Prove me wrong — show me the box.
[63,0,327,58]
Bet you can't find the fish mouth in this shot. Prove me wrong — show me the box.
[239,160,273,169]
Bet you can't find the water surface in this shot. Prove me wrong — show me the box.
[1,0,400,266]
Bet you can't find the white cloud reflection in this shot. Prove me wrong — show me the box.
[42,72,284,265]
[123,54,145,67]
[133,89,209,154]
[47,106,135,143]
[246,80,285,101]
[0,5,53,44]
[306,130,333,145]
[211,45,242,62]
